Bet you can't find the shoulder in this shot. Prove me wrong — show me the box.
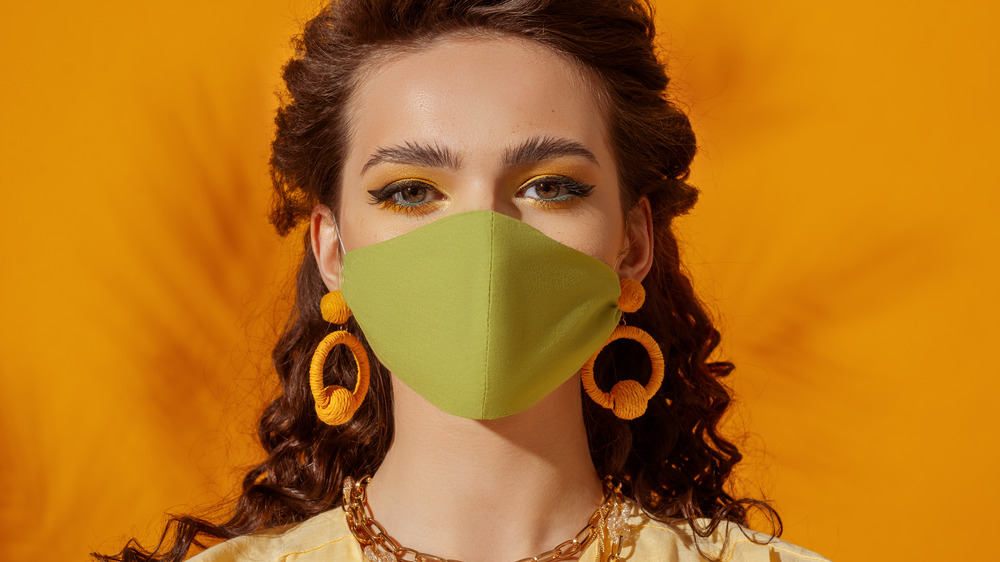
[623,511,830,562]
[186,508,363,562]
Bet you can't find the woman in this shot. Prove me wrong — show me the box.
[96,1,829,561]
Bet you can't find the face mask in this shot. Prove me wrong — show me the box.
[339,210,622,419]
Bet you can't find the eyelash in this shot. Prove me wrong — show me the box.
[367,176,596,216]
[367,180,445,217]
[518,176,596,209]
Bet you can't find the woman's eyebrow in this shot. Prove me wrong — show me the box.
[503,136,599,168]
[360,136,598,176]
[361,141,461,175]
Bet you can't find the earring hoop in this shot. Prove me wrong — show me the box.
[309,290,371,425]
[580,278,666,420]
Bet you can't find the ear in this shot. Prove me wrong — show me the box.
[615,195,655,283]
[310,204,343,292]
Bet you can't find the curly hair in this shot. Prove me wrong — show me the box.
[94,1,779,560]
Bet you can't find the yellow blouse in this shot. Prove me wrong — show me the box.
[187,505,829,562]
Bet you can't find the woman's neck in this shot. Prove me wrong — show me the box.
[364,373,604,562]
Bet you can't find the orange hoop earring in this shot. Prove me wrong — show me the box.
[309,290,371,425]
[580,278,666,420]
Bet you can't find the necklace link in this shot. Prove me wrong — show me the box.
[342,476,631,562]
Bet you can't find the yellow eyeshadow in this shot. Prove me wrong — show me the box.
[377,199,443,217]
[521,196,577,210]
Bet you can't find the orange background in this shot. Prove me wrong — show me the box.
[2,1,997,560]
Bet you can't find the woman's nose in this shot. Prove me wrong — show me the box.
[451,181,521,220]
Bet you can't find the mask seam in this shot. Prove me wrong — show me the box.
[482,212,494,417]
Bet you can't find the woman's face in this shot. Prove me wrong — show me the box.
[312,34,652,286]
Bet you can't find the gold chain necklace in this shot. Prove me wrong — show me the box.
[342,476,632,562]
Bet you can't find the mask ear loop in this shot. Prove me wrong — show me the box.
[332,215,348,262]
[614,234,629,325]
[331,213,350,286]
[613,221,635,273]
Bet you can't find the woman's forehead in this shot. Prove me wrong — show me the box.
[343,34,613,173]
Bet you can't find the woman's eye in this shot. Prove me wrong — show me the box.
[394,184,432,204]
[520,176,596,204]
[367,180,444,216]
[525,180,563,200]
[368,180,441,205]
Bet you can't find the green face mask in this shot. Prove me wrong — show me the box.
[340,210,622,419]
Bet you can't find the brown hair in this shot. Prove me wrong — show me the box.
[94,1,779,560]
